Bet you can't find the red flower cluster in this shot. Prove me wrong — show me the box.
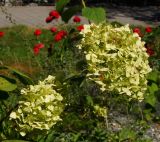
[54,30,67,42]
[133,26,152,37]
[33,43,44,55]
[45,10,60,23]
[0,31,5,37]
[77,25,84,31]
[73,16,81,23]
[50,27,57,33]
[34,29,42,36]
[145,26,152,33]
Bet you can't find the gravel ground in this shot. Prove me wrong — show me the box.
[107,110,160,141]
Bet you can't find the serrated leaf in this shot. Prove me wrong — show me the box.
[82,7,106,24]
[61,6,82,23]
[0,77,17,92]
[56,0,70,13]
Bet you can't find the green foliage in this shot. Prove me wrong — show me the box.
[82,7,106,24]
[144,70,160,120]
[2,140,29,142]
[0,10,159,142]
[61,6,82,23]
[0,66,33,100]
[55,0,106,24]
[118,128,136,141]
[0,77,17,92]
[56,0,71,13]
[147,70,159,82]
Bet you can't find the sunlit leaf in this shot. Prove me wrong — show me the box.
[82,7,106,24]
[0,77,17,92]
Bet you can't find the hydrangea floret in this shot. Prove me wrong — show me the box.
[10,75,64,136]
[77,23,151,101]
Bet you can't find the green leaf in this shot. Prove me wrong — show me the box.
[145,93,157,107]
[0,75,16,84]
[0,66,33,85]
[82,7,106,24]
[147,71,159,82]
[56,0,70,13]
[61,6,82,23]
[0,77,17,92]
[11,69,33,85]
[149,83,159,94]
[86,95,93,106]
[119,128,136,141]
[145,83,158,107]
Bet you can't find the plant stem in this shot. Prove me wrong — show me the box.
[138,102,144,120]
[82,0,86,8]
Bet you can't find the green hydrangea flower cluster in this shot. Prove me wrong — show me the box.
[10,75,64,136]
[77,24,151,100]
[93,105,107,118]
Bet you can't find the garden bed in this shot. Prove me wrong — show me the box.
[0,1,160,142]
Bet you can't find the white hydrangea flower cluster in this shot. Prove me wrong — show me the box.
[10,75,64,136]
[77,23,151,100]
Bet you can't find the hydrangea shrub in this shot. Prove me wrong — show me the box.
[77,23,151,100]
[10,75,64,136]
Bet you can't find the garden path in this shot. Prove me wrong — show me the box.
[0,5,160,28]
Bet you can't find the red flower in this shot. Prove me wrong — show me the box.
[133,28,141,36]
[34,29,42,36]
[145,26,152,33]
[34,43,44,49]
[0,31,4,37]
[49,10,60,19]
[46,16,54,23]
[54,34,62,42]
[73,16,81,23]
[146,47,154,56]
[58,30,67,37]
[33,47,40,55]
[50,27,57,33]
[33,43,45,55]
[54,30,67,42]
[77,25,84,31]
